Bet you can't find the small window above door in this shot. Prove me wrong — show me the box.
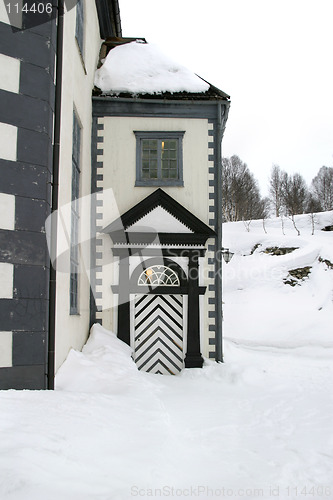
[138,265,180,287]
[135,131,185,187]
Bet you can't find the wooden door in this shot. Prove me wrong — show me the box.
[134,294,183,374]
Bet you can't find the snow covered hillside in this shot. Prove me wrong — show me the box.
[222,211,333,350]
[0,212,332,500]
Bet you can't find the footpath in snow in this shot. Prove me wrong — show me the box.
[0,211,332,500]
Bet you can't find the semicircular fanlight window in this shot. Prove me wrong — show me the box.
[138,265,180,287]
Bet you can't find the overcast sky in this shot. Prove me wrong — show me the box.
[119,0,333,195]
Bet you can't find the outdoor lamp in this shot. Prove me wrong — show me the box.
[222,248,234,264]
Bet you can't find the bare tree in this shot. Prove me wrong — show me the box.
[282,172,308,216]
[306,193,322,235]
[269,164,284,217]
[311,166,333,211]
[222,155,266,222]
[260,197,271,233]
[282,172,309,235]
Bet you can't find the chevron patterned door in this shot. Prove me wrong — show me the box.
[134,294,184,375]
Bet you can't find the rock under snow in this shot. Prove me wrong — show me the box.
[94,40,210,95]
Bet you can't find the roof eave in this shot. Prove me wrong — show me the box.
[93,87,230,101]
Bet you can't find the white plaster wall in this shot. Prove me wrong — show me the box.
[0,193,15,230]
[0,1,10,23]
[100,116,215,356]
[0,263,14,298]
[0,54,20,93]
[0,0,22,27]
[0,331,12,368]
[101,116,211,228]
[54,0,102,371]
[0,122,17,161]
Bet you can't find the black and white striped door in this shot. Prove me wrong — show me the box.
[134,294,184,375]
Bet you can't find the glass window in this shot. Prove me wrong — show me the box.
[135,132,185,186]
[70,111,81,315]
[75,0,84,56]
[138,265,180,286]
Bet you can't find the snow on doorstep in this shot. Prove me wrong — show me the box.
[94,41,210,95]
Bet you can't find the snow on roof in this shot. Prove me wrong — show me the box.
[94,40,210,95]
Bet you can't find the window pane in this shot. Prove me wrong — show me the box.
[165,140,177,150]
[137,134,182,185]
[149,140,157,149]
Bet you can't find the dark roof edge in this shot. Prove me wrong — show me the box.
[196,75,230,100]
[93,88,230,101]
[95,0,122,39]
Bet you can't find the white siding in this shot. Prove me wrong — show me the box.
[0,122,17,161]
[0,263,14,299]
[97,116,215,355]
[0,331,12,368]
[100,116,211,227]
[0,193,15,230]
[0,0,22,27]
[54,0,102,372]
[0,54,20,93]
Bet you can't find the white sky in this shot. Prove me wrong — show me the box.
[118,0,333,195]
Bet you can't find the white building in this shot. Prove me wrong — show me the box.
[0,1,229,388]
[90,40,230,374]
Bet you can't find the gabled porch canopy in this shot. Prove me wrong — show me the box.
[102,188,215,246]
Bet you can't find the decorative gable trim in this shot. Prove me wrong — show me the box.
[102,189,215,246]
[127,206,194,234]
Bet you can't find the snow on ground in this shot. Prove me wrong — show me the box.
[94,40,210,95]
[1,212,333,500]
[222,211,333,349]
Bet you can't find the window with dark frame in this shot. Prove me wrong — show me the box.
[135,131,185,186]
[70,111,81,315]
[75,0,84,56]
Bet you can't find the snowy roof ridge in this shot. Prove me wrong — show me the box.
[94,40,228,97]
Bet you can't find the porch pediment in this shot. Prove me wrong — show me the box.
[102,188,215,245]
